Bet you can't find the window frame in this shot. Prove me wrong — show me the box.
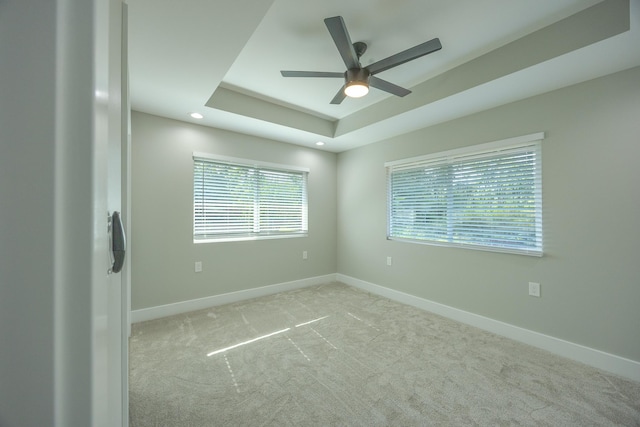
[385,133,543,256]
[193,152,309,243]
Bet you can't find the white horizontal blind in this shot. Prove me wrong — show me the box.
[387,137,542,256]
[194,156,308,241]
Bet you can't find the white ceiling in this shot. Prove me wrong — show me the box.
[128,0,640,152]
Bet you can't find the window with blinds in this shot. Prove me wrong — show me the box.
[386,134,543,256]
[193,153,308,242]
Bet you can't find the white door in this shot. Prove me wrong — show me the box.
[93,0,128,425]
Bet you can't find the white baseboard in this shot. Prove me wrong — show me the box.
[337,273,640,382]
[131,274,336,323]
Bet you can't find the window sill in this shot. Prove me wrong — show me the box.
[388,236,543,257]
[194,233,308,244]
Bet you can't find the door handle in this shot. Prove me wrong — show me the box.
[109,211,126,274]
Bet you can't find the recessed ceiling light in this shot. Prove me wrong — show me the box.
[189,112,204,119]
[315,141,325,146]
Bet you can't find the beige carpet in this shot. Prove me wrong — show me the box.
[129,282,640,426]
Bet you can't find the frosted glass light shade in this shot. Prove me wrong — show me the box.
[344,82,369,98]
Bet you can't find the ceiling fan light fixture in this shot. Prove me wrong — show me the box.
[344,68,370,98]
[344,81,369,98]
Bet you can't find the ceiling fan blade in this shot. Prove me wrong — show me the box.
[370,76,411,97]
[367,38,442,75]
[324,16,360,70]
[281,71,344,78]
[330,85,347,104]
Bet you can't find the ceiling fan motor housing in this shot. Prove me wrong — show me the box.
[345,68,370,85]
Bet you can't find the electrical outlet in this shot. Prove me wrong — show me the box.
[386,256,392,266]
[528,282,540,297]
[195,261,202,273]
[302,251,308,260]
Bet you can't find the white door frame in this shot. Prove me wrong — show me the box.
[91,0,128,424]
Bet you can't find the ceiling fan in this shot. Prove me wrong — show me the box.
[281,16,442,104]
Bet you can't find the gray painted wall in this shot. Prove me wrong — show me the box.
[337,66,640,362]
[0,2,56,424]
[1,0,101,425]
[131,112,338,310]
